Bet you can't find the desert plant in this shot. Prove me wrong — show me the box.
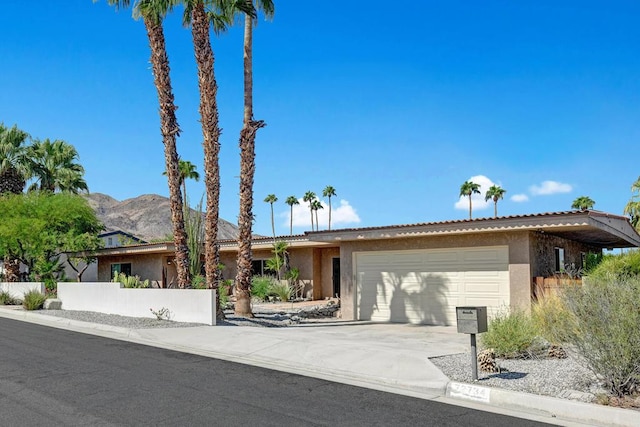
[284,267,303,298]
[480,307,539,358]
[561,274,640,396]
[0,290,18,305]
[251,275,275,302]
[219,279,232,308]
[22,289,46,310]
[112,271,150,289]
[269,281,293,302]
[190,274,206,289]
[150,307,171,320]
[531,292,575,345]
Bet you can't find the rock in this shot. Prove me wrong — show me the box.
[43,299,62,310]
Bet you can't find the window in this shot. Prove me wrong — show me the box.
[107,237,113,247]
[111,263,132,277]
[554,248,565,273]
[251,260,273,276]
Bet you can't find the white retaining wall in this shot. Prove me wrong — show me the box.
[57,282,216,325]
[0,282,45,299]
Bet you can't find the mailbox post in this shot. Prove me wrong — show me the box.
[456,306,488,381]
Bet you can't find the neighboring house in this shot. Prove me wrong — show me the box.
[62,230,147,282]
[91,210,640,325]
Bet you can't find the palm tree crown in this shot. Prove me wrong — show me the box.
[0,123,30,195]
[571,196,595,211]
[311,199,324,231]
[26,139,88,194]
[484,185,506,218]
[460,180,481,220]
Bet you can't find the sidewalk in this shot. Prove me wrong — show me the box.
[0,306,636,427]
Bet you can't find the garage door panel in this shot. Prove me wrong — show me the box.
[356,246,510,325]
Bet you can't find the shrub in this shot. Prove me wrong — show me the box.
[22,290,46,310]
[0,291,18,305]
[112,272,150,288]
[251,275,275,301]
[269,281,293,302]
[219,279,232,307]
[190,274,206,289]
[561,275,640,397]
[586,250,640,281]
[531,292,576,345]
[480,307,539,358]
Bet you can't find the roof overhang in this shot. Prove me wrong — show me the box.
[305,211,640,249]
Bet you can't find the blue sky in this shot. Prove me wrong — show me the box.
[2,1,639,237]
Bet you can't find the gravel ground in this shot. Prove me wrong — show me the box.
[430,351,608,403]
[31,304,336,329]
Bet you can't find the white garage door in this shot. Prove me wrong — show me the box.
[354,246,510,325]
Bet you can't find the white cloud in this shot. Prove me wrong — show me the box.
[454,175,495,211]
[529,180,572,196]
[281,198,360,231]
[511,194,529,202]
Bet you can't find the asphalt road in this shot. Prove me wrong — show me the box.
[0,318,550,426]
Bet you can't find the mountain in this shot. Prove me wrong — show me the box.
[85,193,239,242]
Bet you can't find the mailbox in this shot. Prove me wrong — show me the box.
[456,306,488,334]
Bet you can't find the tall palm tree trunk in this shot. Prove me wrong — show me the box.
[468,196,473,220]
[235,14,265,317]
[144,17,190,289]
[328,196,332,231]
[191,2,224,319]
[494,200,498,218]
[289,205,293,235]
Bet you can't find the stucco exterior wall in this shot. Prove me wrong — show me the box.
[219,247,324,299]
[338,231,532,321]
[529,231,601,277]
[97,254,168,286]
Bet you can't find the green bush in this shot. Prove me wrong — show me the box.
[561,275,640,397]
[0,291,19,305]
[586,250,640,281]
[269,281,293,302]
[22,290,46,310]
[251,275,275,301]
[481,307,539,358]
[190,274,206,289]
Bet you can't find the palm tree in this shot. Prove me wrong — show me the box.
[0,123,30,282]
[460,180,481,220]
[624,177,640,229]
[264,194,277,239]
[571,196,595,211]
[163,158,199,202]
[303,191,316,231]
[285,195,298,235]
[484,185,506,218]
[234,0,274,318]
[312,199,324,231]
[0,123,30,195]
[322,185,336,230]
[103,0,190,289]
[26,139,88,194]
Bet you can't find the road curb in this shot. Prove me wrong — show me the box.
[446,381,638,427]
